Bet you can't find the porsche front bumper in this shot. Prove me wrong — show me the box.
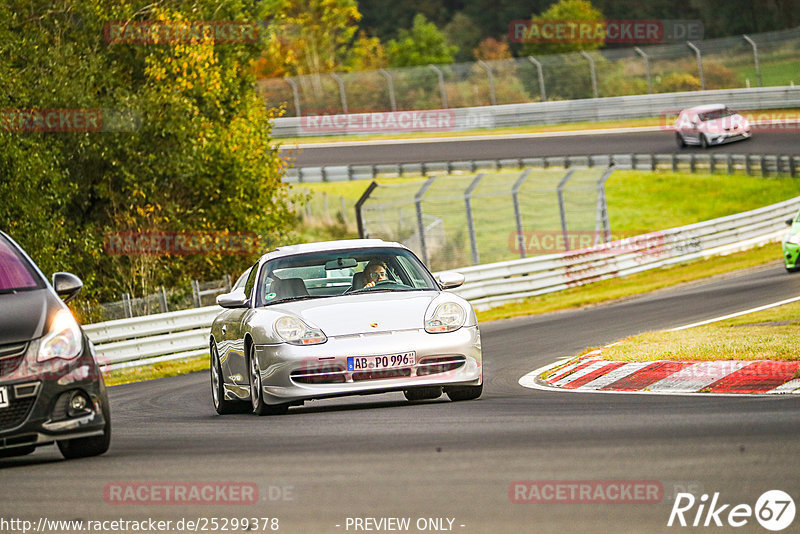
[242,326,482,405]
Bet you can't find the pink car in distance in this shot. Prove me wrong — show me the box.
[674,104,752,148]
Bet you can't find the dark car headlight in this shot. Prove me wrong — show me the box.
[37,309,83,362]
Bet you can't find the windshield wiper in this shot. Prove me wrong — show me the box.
[265,294,329,305]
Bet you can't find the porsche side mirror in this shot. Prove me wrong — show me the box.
[437,272,465,290]
[787,218,795,226]
[217,289,249,308]
[52,272,83,303]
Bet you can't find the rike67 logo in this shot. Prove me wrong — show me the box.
[668,490,795,531]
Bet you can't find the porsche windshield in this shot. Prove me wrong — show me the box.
[257,247,437,306]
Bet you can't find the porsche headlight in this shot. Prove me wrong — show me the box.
[425,302,466,333]
[37,309,83,362]
[274,316,327,345]
[787,233,800,246]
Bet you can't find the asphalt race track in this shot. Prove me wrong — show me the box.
[2,262,800,533]
[283,129,800,168]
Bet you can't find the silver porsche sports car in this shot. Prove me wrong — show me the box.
[209,239,482,415]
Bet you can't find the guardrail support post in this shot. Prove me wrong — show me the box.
[285,78,301,117]
[378,69,398,111]
[191,280,201,308]
[743,35,762,88]
[428,65,448,109]
[414,176,437,265]
[595,166,615,244]
[158,287,168,313]
[633,47,653,94]
[527,57,547,102]
[746,155,752,176]
[791,156,797,178]
[686,41,705,90]
[477,60,497,106]
[122,293,133,318]
[580,51,599,99]
[761,155,769,177]
[557,169,576,251]
[330,73,348,114]
[464,173,485,265]
[512,169,532,258]
[355,180,379,238]
[727,154,734,174]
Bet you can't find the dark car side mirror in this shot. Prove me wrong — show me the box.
[787,218,795,226]
[52,272,83,303]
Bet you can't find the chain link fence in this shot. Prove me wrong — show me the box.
[76,275,232,323]
[356,167,613,271]
[259,27,800,117]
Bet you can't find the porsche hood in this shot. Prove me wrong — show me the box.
[259,291,472,338]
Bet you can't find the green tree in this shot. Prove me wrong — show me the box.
[444,12,483,63]
[0,0,294,304]
[521,0,605,56]
[386,13,457,67]
[258,0,362,76]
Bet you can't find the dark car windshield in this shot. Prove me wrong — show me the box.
[256,246,437,306]
[0,234,44,292]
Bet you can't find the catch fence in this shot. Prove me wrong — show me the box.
[260,27,800,118]
[355,167,613,270]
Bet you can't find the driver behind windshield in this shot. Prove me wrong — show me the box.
[363,260,388,289]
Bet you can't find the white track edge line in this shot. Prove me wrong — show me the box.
[669,295,800,331]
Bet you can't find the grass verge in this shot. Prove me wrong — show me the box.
[597,300,800,364]
[104,355,209,387]
[476,243,782,322]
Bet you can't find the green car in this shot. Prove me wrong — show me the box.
[783,212,800,272]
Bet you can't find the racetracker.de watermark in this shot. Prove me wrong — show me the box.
[104,21,259,44]
[510,480,664,504]
[104,232,260,256]
[509,19,703,44]
[104,482,258,505]
[508,230,677,255]
[300,110,458,134]
[0,109,140,133]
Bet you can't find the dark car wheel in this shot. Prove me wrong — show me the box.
[700,134,709,149]
[403,386,442,402]
[248,345,288,416]
[57,400,111,459]
[0,445,36,458]
[445,384,483,401]
[211,342,249,415]
[675,133,686,148]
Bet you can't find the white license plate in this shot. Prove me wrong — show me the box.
[347,352,416,371]
[0,386,8,409]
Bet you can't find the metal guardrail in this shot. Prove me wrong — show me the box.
[284,152,800,183]
[456,196,799,309]
[273,86,800,138]
[87,195,800,371]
